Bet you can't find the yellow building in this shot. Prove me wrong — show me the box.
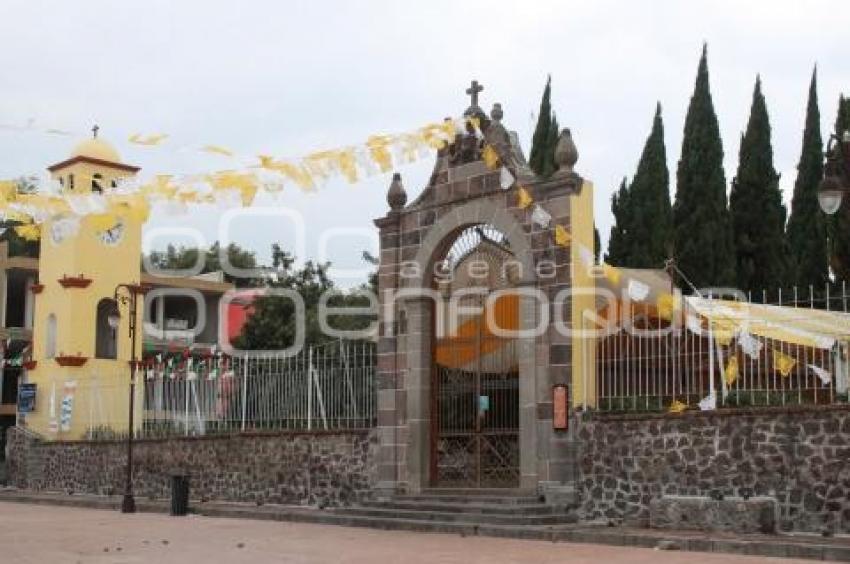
[0,131,233,442]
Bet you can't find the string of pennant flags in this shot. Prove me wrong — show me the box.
[0,116,474,242]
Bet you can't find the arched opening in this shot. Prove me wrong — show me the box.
[430,224,520,488]
[45,314,57,359]
[95,298,118,359]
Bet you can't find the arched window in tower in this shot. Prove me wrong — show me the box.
[68,174,75,190]
[92,173,103,194]
[45,314,57,359]
[95,298,118,359]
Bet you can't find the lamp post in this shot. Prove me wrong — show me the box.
[107,282,146,514]
[818,130,850,215]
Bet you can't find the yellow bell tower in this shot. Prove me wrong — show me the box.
[26,127,145,439]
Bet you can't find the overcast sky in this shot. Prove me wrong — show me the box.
[0,1,847,286]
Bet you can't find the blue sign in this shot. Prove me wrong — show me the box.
[17,383,36,414]
[478,395,490,412]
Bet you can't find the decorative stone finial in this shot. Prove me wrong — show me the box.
[387,172,407,211]
[490,103,504,123]
[554,128,578,173]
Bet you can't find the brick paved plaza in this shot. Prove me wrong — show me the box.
[0,502,821,564]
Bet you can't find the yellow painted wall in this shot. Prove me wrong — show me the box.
[26,157,145,439]
[570,180,597,408]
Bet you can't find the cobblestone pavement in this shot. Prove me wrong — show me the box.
[0,502,819,564]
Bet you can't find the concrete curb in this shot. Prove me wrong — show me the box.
[1,490,848,562]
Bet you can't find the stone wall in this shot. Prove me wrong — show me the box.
[576,405,850,533]
[6,426,377,507]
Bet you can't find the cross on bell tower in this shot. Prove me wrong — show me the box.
[92,124,100,139]
[465,80,483,107]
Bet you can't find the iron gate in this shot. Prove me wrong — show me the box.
[430,225,520,488]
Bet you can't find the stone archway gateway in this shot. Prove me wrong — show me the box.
[373,81,596,496]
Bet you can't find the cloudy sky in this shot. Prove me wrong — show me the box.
[0,0,847,286]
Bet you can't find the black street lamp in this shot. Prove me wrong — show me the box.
[818,130,850,215]
[107,282,147,514]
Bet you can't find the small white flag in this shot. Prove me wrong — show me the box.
[698,392,716,411]
[530,204,552,228]
[686,314,703,335]
[627,279,650,301]
[738,331,763,359]
[807,364,832,386]
[499,166,515,189]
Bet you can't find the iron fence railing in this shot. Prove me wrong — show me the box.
[71,340,376,440]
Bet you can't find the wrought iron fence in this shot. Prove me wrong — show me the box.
[74,340,376,439]
[588,285,850,413]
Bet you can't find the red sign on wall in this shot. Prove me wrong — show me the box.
[553,384,569,431]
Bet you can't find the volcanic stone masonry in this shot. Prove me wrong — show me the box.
[6,427,378,508]
[575,405,850,533]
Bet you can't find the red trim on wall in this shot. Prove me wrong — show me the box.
[47,155,140,173]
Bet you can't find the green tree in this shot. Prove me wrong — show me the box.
[626,102,672,268]
[145,241,263,287]
[529,76,557,177]
[673,45,735,289]
[238,245,375,350]
[831,95,850,281]
[729,76,786,295]
[605,178,632,265]
[786,68,827,288]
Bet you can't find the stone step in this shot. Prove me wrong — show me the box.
[395,492,542,505]
[333,505,577,526]
[359,498,560,515]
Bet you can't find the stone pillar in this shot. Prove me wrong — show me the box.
[517,284,539,490]
[404,295,432,492]
[374,213,404,496]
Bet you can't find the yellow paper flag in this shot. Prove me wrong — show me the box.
[554,224,571,247]
[602,263,621,285]
[724,356,739,387]
[773,350,796,377]
[517,186,533,209]
[668,399,688,414]
[14,224,40,241]
[202,145,234,157]
[482,145,500,169]
[366,135,394,173]
[129,133,168,146]
[656,293,680,321]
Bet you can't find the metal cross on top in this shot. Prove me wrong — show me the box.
[466,80,484,107]
[92,124,100,139]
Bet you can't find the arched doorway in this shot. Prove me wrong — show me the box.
[431,225,520,488]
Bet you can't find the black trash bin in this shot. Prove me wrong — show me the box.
[170,475,190,516]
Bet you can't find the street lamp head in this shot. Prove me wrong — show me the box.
[818,133,850,215]
[818,185,843,215]
[107,308,121,330]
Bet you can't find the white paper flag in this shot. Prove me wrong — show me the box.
[698,392,716,411]
[530,204,552,228]
[499,166,515,189]
[738,331,763,359]
[627,279,650,301]
[807,364,832,386]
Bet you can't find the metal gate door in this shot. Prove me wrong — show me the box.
[431,225,520,488]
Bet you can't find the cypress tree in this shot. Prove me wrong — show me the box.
[626,102,672,268]
[546,113,560,177]
[786,67,827,288]
[673,45,736,290]
[729,76,787,295]
[831,95,850,281]
[529,76,553,176]
[606,178,632,265]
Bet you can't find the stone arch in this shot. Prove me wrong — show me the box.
[410,199,535,290]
